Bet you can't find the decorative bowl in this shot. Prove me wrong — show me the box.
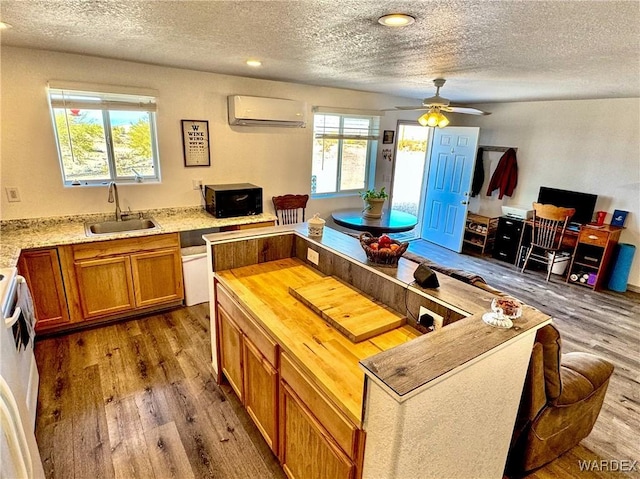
[491,297,523,320]
[359,232,408,266]
[483,297,523,329]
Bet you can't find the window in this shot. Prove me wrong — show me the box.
[48,83,160,186]
[311,109,380,196]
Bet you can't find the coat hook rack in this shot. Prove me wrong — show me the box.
[479,145,518,153]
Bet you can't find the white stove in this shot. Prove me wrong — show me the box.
[0,267,18,318]
[0,266,44,478]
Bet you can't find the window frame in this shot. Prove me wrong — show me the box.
[311,110,380,198]
[47,84,160,187]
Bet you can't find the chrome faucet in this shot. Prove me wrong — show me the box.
[107,182,122,221]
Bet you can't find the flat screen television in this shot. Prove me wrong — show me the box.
[537,187,598,226]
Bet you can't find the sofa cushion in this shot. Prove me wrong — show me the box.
[556,352,615,406]
[535,325,563,400]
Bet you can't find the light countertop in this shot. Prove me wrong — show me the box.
[0,206,276,268]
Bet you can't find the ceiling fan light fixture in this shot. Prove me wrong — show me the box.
[378,13,415,27]
[417,113,429,127]
[437,113,450,128]
[418,109,449,128]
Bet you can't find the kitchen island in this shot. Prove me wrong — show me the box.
[204,225,551,479]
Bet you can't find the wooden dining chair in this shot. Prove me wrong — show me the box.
[272,194,309,225]
[521,203,576,281]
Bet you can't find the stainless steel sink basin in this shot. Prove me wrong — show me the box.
[85,218,159,236]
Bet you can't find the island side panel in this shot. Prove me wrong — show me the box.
[361,331,538,479]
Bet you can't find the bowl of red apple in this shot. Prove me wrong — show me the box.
[359,232,409,265]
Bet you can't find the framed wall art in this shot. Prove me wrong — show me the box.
[383,130,395,144]
[181,120,211,167]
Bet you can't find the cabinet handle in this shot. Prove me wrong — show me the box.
[502,235,511,240]
[588,235,598,240]
[498,252,507,257]
[505,221,514,225]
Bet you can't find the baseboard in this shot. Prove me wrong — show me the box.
[627,284,640,293]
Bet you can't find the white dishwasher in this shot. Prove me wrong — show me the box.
[181,246,209,306]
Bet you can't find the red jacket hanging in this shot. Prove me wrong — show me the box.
[486,148,518,199]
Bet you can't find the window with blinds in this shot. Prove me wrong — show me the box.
[311,109,380,196]
[47,83,160,185]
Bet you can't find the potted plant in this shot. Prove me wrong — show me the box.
[360,187,388,219]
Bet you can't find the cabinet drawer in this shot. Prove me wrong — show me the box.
[216,283,277,365]
[72,233,180,260]
[498,218,523,234]
[579,229,608,247]
[280,352,358,459]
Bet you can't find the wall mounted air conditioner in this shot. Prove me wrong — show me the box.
[228,95,307,127]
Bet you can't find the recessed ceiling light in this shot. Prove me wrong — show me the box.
[0,21,13,30]
[378,14,415,27]
[246,59,262,68]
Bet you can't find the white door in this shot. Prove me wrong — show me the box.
[421,127,480,252]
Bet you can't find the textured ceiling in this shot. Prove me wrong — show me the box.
[1,0,639,104]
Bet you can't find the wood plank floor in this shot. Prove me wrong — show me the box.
[35,304,286,479]
[34,240,639,478]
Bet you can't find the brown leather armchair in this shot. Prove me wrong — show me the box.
[507,324,614,475]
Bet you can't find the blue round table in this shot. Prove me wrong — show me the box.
[331,208,418,236]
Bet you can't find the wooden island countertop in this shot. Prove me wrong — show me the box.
[215,257,421,425]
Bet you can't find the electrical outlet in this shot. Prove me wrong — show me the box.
[192,179,203,190]
[5,187,21,202]
[419,306,444,330]
[306,248,319,265]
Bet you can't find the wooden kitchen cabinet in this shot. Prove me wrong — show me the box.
[131,248,183,307]
[216,283,279,452]
[218,307,245,400]
[243,338,278,451]
[74,256,135,318]
[280,382,354,479]
[69,233,184,323]
[17,247,71,331]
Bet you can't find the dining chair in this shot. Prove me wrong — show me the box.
[272,194,309,225]
[521,203,576,281]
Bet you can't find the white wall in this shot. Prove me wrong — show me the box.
[0,46,410,221]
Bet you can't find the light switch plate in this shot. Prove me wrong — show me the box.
[307,248,319,265]
[5,187,20,202]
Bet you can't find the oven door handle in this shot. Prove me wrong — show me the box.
[4,306,21,328]
[4,275,26,328]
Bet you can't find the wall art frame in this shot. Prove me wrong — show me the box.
[181,119,211,167]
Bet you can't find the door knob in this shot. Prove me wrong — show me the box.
[461,201,469,205]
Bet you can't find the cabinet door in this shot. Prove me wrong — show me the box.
[18,248,70,331]
[130,248,184,308]
[218,307,244,401]
[243,338,278,452]
[280,383,354,479]
[75,256,135,318]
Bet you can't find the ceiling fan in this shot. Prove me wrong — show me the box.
[392,79,490,127]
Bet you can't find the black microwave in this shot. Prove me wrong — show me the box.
[204,183,263,218]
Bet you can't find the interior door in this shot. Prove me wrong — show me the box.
[421,127,480,252]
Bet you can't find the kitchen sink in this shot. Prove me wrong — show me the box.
[84,218,160,236]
